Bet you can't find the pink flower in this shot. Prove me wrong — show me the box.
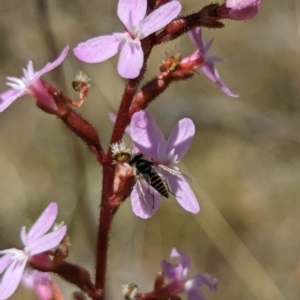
[21,270,60,300]
[129,110,199,218]
[0,46,69,112]
[181,27,238,98]
[73,0,181,79]
[0,202,67,300]
[161,248,218,300]
[217,0,261,21]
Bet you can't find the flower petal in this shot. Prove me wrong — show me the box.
[109,112,117,123]
[0,89,25,112]
[161,259,184,280]
[187,28,203,51]
[20,227,28,247]
[35,46,70,79]
[27,203,58,242]
[22,269,53,300]
[203,39,214,53]
[131,181,162,219]
[29,225,67,256]
[23,61,34,81]
[130,111,167,160]
[117,41,143,79]
[109,113,131,134]
[170,248,191,275]
[166,118,195,161]
[139,1,182,39]
[21,269,35,289]
[166,174,200,213]
[117,0,147,29]
[0,254,12,274]
[187,288,206,300]
[74,36,120,63]
[201,63,238,98]
[226,0,261,20]
[190,273,218,292]
[0,258,27,300]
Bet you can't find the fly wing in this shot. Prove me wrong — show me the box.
[156,164,192,183]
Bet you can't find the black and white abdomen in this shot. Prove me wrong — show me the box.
[130,153,169,198]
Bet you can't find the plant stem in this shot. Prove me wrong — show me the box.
[95,48,150,300]
[95,164,115,299]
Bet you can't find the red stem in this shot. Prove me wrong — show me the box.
[94,33,154,300]
[95,164,115,298]
[94,74,142,298]
[109,80,140,147]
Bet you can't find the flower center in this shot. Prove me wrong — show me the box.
[10,248,29,261]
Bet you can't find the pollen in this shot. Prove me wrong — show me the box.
[74,71,91,86]
[111,140,132,163]
[122,283,138,300]
[70,71,92,107]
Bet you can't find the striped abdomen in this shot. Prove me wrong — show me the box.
[148,171,169,198]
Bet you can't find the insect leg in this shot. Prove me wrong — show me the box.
[161,177,181,199]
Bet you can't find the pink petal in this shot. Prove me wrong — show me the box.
[0,258,27,300]
[187,288,206,300]
[34,281,53,300]
[117,41,143,79]
[131,181,162,219]
[117,0,147,30]
[187,28,203,51]
[203,39,214,53]
[109,112,131,134]
[109,112,117,123]
[22,61,34,80]
[21,269,35,289]
[166,174,199,213]
[0,89,25,112]
[0,253,12,274]
[35,46,70,79]
[161,259,184,280]
[22,269,53,300]
[20,227,28,247]
[170,248,191,274]
[191,273,218,291]
[27,203,58,242]
[29,225,67,256]
[130,111,166,161]
[227,0,261,20]
[74,36,120,63]
[201,63,239,98]
[139,1,181,39]
[166,118,195,161]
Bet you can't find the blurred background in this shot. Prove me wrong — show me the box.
[0,0,300,299]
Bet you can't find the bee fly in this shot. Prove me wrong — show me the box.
[129,153,169,199]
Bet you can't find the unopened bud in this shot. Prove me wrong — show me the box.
[217,0,261,21]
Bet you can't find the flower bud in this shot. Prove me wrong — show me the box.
[217,0,261,21]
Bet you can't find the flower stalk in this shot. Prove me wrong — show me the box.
[0,0,261,299]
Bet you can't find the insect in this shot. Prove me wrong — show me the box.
[129,153,169,200]
[110,141,182,208]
